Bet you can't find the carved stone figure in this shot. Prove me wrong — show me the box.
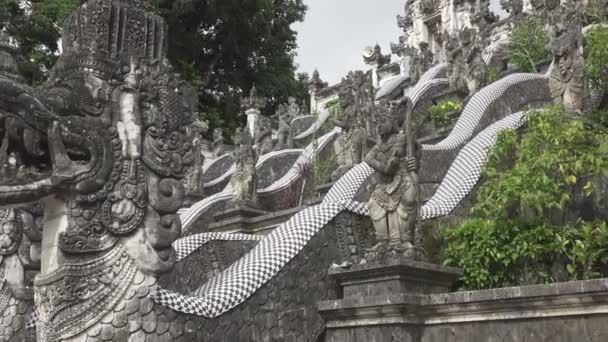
[185,119,209,199]
[462,28,488,96]
[445,33,468,94]
[254,116,273,157]
[0,0,196,339]
[230,127,258,207]
[331,81,365,181]
[409,42,435,83]
[213,128,227,157]
[365,100,420,253]
[275,104,293,151]
[391,36,414,76]
[286,96,301,118]
[546,0,588,114]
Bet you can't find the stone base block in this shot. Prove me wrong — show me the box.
[329,258,462,298]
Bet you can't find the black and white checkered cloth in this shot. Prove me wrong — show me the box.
[420,111,527,220]
[173,233,265,262]
[152,163,374,317]
[422,73,547,151]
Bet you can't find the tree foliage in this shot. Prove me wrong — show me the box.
[0,0,309,135]
[508,17,548,73]
[148,0,309,134]
[443,106,608,290]
[586,26,608,93]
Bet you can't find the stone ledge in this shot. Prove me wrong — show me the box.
[330,259,462,298]
[318,278,608,327]
[209,205,306,235]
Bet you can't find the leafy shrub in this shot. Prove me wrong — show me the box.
[442,105,608,290]
[586,26,608,93]
[430,100,463,128]
[558,221,608,281]
[508,17,548,72]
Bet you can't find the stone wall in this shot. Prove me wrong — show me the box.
[321,277,608,342]
[158,215,348,342]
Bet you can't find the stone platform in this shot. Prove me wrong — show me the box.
[318,259,608,342]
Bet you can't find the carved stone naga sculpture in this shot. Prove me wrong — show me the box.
[0,0,197,340]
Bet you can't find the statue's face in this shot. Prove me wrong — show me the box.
[378,114,394,136]
[512,0,523,13]
[545,0,559,10]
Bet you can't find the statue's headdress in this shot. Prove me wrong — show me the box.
[52,0,168,78]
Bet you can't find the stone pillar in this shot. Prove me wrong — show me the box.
[318,258,462,342]
[246,108,260,138]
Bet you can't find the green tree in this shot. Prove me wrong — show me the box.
[443,105,608,289]
[151,0,308,134]
[1,0,309,135]
[508,17,548,73]
[586,26,608,93]
[1,0,79,84]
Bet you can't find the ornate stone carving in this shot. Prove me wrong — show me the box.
[546,0,588,114]
[274,105,293,151]
[229,127,258,208]
[308,70,328,95]
[461,28,489,97]
[0,207,40,342]
[286,96,301,118]
[0,0,195,338]
[409,42,435,83]
[330,73,370,181]
[212,128,227,157]
[445,28,488,97]
[185,119,209,199]
[363,44,391,68]
[419,0,440,16]
[364,99,423,260]
[254,116,273,157]
[397,0,414,30]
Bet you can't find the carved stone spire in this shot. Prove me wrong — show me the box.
[308,69,328,94]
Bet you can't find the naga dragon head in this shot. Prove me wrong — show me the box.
[0,0,195,276]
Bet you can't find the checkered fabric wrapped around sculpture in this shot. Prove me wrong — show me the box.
[422,73,547,151]
[173,233,265,261]
[154,163,374,317]
[420,112,527,220]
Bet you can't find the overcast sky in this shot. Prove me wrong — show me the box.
[293,0,403,85]
[293,0,507,85]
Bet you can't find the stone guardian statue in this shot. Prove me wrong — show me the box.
[365,99,420,253]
